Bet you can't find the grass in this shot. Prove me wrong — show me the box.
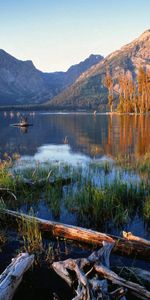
[0,156,150,232]
[17,209,74,265]
[115,152,150,176]
[143,195,150,220]
[18,209,43,254]
[0,159,16,189]
[65,179,147,229]
[0,230,6,251]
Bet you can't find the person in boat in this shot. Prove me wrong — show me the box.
[20,116,28,125]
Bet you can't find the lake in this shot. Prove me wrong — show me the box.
[0,111,150,160]
[0,111,150,299]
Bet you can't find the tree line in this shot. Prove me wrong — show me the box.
[104,67,150,113]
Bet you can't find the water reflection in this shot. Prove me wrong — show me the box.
[15,144,91,169]
[0,112,150,160]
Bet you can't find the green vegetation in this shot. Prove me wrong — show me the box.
[0,230,6,251]
[18,210,43,254]
[65,179,146,229]
[116,152,150,176]
[143,195,150,219]
[0,154,150,237]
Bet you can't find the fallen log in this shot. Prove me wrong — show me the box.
[123,231,150,246]
[2,209,150,260]
[0,252,34,300]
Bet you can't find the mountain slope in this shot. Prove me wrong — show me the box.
[47,30,150,111]
[0,51,103,105]
[0,50,50,105]
[42,54,103,98]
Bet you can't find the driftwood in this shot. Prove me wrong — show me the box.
[94,264,150,299]
[0,252,34,300]
[52,242,150,300]
[123,231,150,246]
[53,242,114,300]
[2,209,150,260]
[113,266,150,290]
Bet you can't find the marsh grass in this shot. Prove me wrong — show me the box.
[137,152,150,175]
[0,160,15,189]
[115,152,150,176]
[65,179,146,229]
[0,230,6,251]
[18,210,43,254]
[89,160,113,175]
[17,208,71,265]
[143,195,150,220]
[1,156,150,232]
[17,210,55,264]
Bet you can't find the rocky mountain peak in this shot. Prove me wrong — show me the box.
[139,29,150,41]
[48,29,150,111]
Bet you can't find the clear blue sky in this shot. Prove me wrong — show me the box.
[0,0,149,72]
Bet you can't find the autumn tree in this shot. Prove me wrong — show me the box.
[104,67,150,114]
[104,70,114,112]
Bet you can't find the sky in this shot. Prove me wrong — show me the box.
[0,0,149,72]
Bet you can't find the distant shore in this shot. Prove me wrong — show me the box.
[0,105,149,115]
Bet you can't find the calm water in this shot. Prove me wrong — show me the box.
[0,111,150,160]
[1,111,150,237]
[0,111,150,299]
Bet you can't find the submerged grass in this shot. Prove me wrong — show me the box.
[115,152,150,177]
[143,195,150,220]
[0,155,150,232]
[0,230,6,251]
[17,209,74,265]
[65,179,147,229]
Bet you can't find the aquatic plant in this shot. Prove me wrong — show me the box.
[143,195,150,220]
[65,179,145,229]
[17,209,43,254]
[0,230,6,251]
[115,152,150,176]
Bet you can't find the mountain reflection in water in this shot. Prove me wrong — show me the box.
[0,112,150,161]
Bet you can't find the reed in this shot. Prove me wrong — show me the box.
[65,179,146,229]
[143,195,150,220]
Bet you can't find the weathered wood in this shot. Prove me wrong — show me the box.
[0,252,34,300]
[53,242,150,300]
[123,231,150,246]
[53,242,113,300]
[113,266,150,290]
[2,209,150,260]
[95,264,150,299]
[110,287,127,300]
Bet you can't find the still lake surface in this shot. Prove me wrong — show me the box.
[0,111,150,237]
[0,111,150,160]
[0,111,150,299]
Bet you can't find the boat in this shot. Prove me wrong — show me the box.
[11,123,33,127]
[10,117,33,127]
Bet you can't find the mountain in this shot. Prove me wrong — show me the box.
[0,50,50,105]
[0,51,103,105]
[47,30,150,111]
